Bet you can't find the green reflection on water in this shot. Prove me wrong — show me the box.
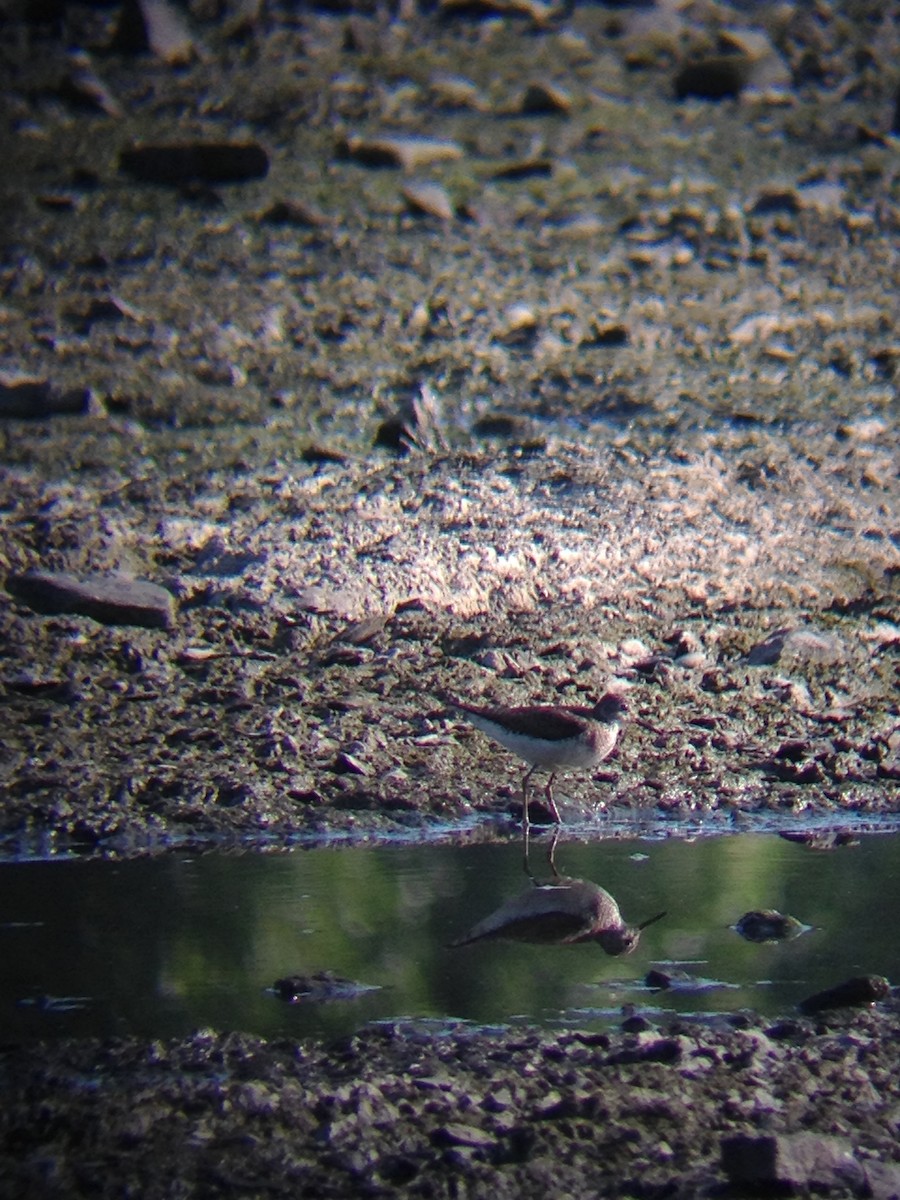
[3,830,899,1043]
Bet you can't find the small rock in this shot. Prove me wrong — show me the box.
[734,910,806,943]
[492,157,553,181]
[495,304,538,347]
[331,614,391,647]
[432,1123,497,1150]
[747,626,843,666]
[472,413,530,439]
[674,55,751,101]
[294,586,355,617]
[429,74,488,112]
[301,444,348,465]
[798,975,891,1016]
[272,971,377,1003]
[582,320,629,347]
[520,81,573,115]
[6,570,176,630]
[721,1132,866,1192]
[112,0,195,64]
[779,830,859,851]
[0,375,91,419]
[339,134,463,171]
[605,1036,684,1065]
[748,187,800,216]
[259,199,329,227]
[333,751,367,776]
[646,968,691,990]
[119,142,269,184]
[401,181,455,221]
[437,0,555,24]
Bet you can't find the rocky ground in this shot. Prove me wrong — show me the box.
[4,1005,900,1198]
[0,0,898,1192]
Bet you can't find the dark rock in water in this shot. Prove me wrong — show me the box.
[272,971,376,1003]
[645,968,691,990]
[734,910,805,943]
[721,1132,865,1192]
[119,142,269,184]
[798,975,891,1015]
[779,830,860,851]
[6,570,176,630]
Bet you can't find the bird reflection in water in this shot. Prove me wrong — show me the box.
[450,830,666,956]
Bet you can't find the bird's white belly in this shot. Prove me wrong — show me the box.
[482,725,598,769]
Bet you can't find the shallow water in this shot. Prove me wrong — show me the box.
[3,829,898,1043]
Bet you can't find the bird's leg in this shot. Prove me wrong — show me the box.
[521,763,538,828]
[522,821,536,882]
[545,826,561,879]
[544,773,562,824]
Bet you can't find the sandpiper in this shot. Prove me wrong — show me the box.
[452,692,628,824]
[450,875,664,954]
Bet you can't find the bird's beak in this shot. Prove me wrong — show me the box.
[638,910,667,931]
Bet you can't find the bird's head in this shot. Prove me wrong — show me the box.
[592,693,629,723]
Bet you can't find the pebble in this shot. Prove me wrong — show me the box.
[112,0,195,64]
[494,304,538,347]
[339,134,463,171]
[6,570,176,630]
[258,199,329,227]
[520,81,573,116]
[401,181,455,221]
[747,627,844,666]
[433,1123,497,1150]
[428,75,487,112]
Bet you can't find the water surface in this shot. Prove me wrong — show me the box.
[3,830,898,1043]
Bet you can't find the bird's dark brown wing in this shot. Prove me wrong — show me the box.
[451,910,588,946]
[459,704,591,742]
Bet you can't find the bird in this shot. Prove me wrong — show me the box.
[450,875,665,955]
[451,692,628,825]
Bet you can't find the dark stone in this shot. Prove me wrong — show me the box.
[119,142,269,185]
[674,56,750,101]
[606,1038,683,1066]
[0,377,91,418]
[734,910,804,943]
[6,570,176,630]
[721,1132,866,1192]
[272,971,372,1003]
[798,975,891,1016]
